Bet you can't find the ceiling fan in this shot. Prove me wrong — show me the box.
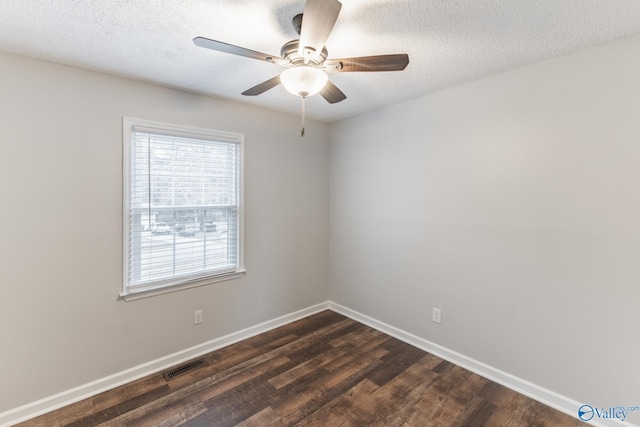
[193,0,409,135]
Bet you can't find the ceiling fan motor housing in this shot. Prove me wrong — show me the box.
[281,39,328,66]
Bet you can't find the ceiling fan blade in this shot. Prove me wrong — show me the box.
[324,54,409,72]
[241,75,282,96]
[193,37,290,67]
[298,0,342,62]
[320,80,346,104]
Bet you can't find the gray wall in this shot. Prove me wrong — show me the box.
[0,52,329,412]
[329,33,640,406]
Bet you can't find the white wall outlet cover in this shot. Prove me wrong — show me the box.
[194,310,203,325]
[432,308,442,324]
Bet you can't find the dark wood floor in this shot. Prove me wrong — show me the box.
[17,310,582,426]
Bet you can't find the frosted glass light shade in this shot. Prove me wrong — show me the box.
[280,66,328,97]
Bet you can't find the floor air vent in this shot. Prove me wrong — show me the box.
[163,359,205,381]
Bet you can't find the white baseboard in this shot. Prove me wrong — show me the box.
[328,301,632,427]
[0,302,330,427]
[2,300,633,427]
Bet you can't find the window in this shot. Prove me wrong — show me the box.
[122,117,244,299]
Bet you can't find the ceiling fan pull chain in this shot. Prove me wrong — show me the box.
[301,94,306,137]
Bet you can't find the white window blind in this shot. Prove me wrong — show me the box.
[123,118,244,298]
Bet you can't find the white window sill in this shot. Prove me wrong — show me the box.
[120,269,246,301]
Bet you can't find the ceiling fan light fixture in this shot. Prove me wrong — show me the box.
[280,66,328,97]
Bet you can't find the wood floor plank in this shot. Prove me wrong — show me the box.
[333,360,440,426]
[198,356,291,402]
[420,352,449,370]
[396,384,450,426]
[91,375,168,413]
[366,339,427,387]
[19,375,169,427]
[64,385,172,427]
[320,346,389,389]
[95,353,289,427]
[272,351,390,425]
[94,390,203,426]
[295,378,379,426]
[447,367,490,405]
[169,333,299,393]
[107,353,290,427]
[234,406,280,427]
[268,344,351,390]
[520,399,584,427]
[431,364,474,396]
[451,395,497,427]
[327,323,381,348]
[478,379,519,407]
[322,342,388,374]
[16,310,584,427]
[263,367,336,421]
[198,379,280,426]
[421,395,468,426]
[99,401,207,427]
[386,366,448,427]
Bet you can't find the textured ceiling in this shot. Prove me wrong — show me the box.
[1,1,640,122]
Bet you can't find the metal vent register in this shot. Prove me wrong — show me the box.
[163,359,205,380]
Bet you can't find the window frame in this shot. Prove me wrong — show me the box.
[121,117,245,301]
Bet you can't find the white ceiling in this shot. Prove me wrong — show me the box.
[2,1,640,122]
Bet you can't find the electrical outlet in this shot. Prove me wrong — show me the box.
[194,310,203,325]
[432,308,442,324]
